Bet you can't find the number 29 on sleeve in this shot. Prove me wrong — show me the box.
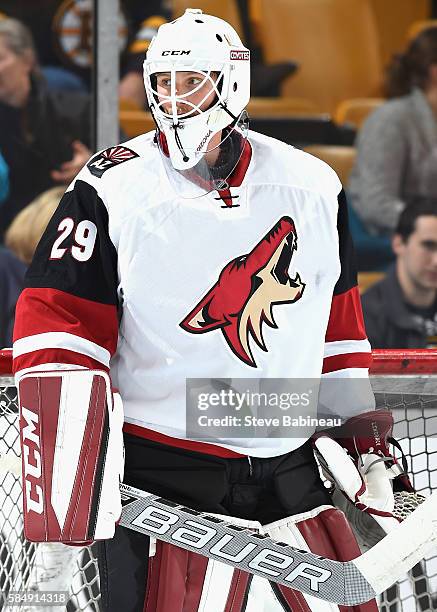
[50,218,97,262]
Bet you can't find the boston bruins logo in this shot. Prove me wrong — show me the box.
[52,0,128,69]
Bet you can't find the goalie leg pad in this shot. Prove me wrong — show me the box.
[143,508,378,611]
[19,369,124,543]
[144,514,262,612]
[144,515,285,612]
[263,505,378,612]
[144,542,209,611]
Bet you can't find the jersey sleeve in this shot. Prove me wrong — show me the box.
[12,179,119,376]
[319,189,375,420]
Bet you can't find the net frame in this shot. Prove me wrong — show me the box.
[358,349,437,612]
[1,348,437,611]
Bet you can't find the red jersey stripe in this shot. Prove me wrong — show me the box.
[123,422,246,458]
[325,286,367,343]
[322,352,372,374]
[13,287,118,354]
[13,349,109,375]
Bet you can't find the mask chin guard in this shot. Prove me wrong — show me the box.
[156,110,249,199]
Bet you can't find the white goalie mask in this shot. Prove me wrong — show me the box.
[143,8,250,196]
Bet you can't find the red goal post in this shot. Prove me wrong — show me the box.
[368,349,437,374]
[0,348,12,377]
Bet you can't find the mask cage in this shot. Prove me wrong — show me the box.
[145,61,228,124]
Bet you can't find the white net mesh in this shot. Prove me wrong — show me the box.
[0,350,436,611]
[392,491,427,521]
[375,376,437,612]
[334,368,437,612]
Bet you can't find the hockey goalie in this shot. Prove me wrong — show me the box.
[12,8,417,611]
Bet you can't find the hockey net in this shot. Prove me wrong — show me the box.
[0,349,436,611]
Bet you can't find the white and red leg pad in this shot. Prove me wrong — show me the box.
[18,369,124,543]
[143,506,378,612]
[263,506,378,612]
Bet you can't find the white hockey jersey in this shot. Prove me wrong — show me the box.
[13,129,373,457]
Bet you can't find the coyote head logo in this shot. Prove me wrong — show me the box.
[180,216,305,367]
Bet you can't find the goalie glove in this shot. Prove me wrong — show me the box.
[314,410,423,533]
[18,369,124,544]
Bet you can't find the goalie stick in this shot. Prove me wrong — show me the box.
[1,451,437,606]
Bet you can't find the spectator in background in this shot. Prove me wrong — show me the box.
[0,1,295,104]
[0,246,26,348]
[349,27,437,237]
[0,0,171,107]
[119,0,171,107]
[0,149,8,204]
[4,185,63,264]
[362,198,437,348]
[0,146,16,349]
[0,185,63,348]
[0,18,92,240]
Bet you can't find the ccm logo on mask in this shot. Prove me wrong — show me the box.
[162,50,191,56]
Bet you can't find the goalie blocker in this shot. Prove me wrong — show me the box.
[18,369,124,543]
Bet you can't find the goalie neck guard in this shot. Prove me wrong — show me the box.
[143,8,250,197]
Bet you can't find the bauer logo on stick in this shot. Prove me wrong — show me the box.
[125,497,333,593]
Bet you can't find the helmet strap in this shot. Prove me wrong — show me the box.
[219,102,239,124]
[173,125,190,163]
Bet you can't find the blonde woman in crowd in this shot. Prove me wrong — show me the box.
[0,186,63,348]
[5,186,64,265]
